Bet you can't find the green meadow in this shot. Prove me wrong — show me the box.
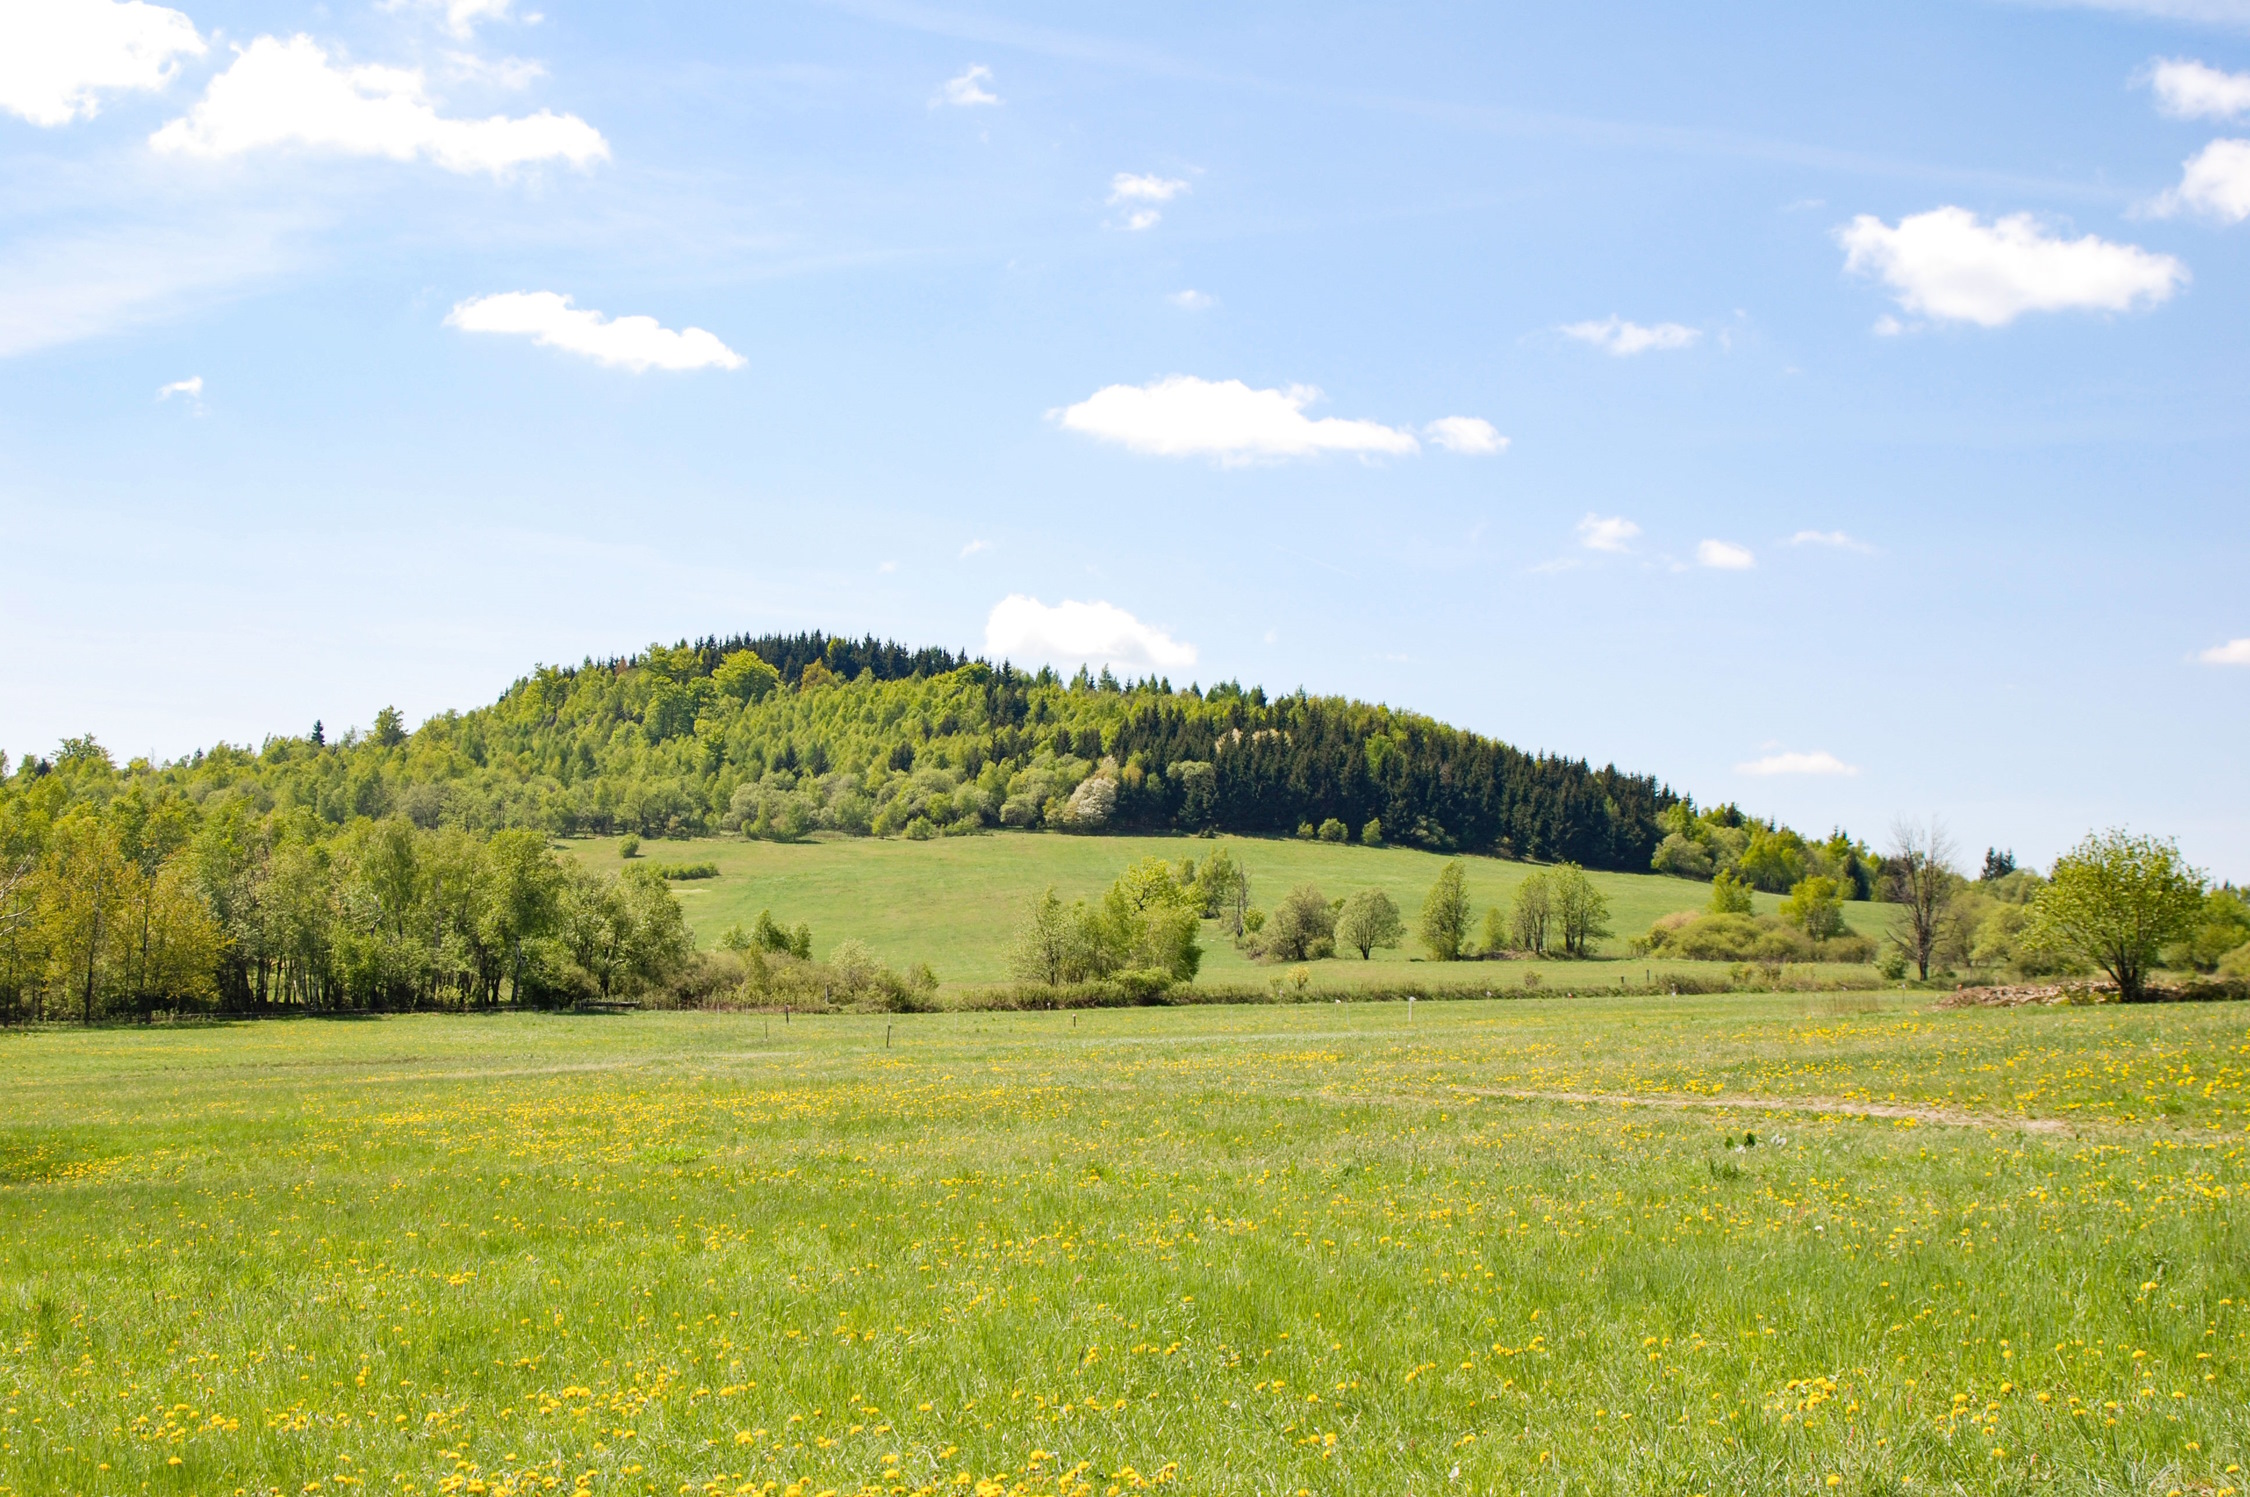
[562,833,1895,990]
[2,993,2243,1497]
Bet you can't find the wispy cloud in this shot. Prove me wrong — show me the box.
[1559,316,1701,356]
[156,374,203,406]
[2200,637,2250,664]
[1423,416,1508,455]
[1837,207,2186,328]
[446,292,744,372]
[1108,172,1188,230]
[1167,289,1215,310]
[1696,539,1756,570]
[934,63,999,107]
[0,217,300,359]
[1787,529,1876,553]
[1737,748,1859,777]
[960,539,991,558]
[1576,514,1640,552]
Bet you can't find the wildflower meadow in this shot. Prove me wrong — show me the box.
[2,992,2244,1496]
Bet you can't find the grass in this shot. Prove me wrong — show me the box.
[569,832,1894,990]
[2,994,2244,1496]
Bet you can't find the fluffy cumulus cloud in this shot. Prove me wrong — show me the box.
[2145,58,2250,118]
[0,0,205,126]
[2201,637,2250,664]
[984,595,1197,674]
[445,292,743,372]
[1108,172,1188,231]
[1737,749,1859,777]
[1576,514,1640,552]
[1559,316,1701,356]
[1423,416,1507,454]
[1051,375,1427,464]
[156,374,202,401]
[1696,539,1755,570]
[1838,208,2187,327]
[150,35,608,174]
[2157,138,2250,220]
[934,64,998,106]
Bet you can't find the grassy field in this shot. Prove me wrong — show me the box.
[562,833,1895,989]
[2,994,2244,1497]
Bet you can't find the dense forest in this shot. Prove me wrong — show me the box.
[0,631,1872,1020]
[7,631,1710,865]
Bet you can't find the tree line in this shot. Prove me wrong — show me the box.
[0,747,699,1021]
[4,630,1864,882]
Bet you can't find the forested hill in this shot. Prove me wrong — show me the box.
[8,630,1703,872]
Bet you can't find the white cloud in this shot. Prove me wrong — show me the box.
[2156,137,2250,220]
[1110,172,1187,203]
[1577,514,1640,552]
[1837,207,2187,327]
[0,0,205,126]
[1423,416,1508,455]
[445,292,744,372]
[1108,172,1187,230]
[934,64,998,107]
[960,539,990,558]
[442,51,546,89]
[2200,637,2250,664]
[156,375,202,401]
[386,0,518,40]
[984,595,1197,674]
[1559,316,1701,356]
[1696,539,1756,570]
[1787,529,1875,552]
[1737,749,1859,777]
[150,35,608,175]
[1051,375,1420,464]
[2144,58,2250,118]
[1167,289,1215,310]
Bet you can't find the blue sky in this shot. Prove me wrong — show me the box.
[3,0,2248,877]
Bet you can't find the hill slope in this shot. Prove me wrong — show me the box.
[563,831,1896,988]
[11,631,1843,877]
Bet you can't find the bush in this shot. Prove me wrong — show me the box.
[1317,818,1349,844]
[650,861,719,880]
[618,833,641,859]
[1258,884,1337,962]
[1360,818,1383,847]
[1645,910,1872,965]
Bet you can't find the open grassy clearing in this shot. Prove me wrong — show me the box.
[560,833,1893,989]
[2,995,2245,1497]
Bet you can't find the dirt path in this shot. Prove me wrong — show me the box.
[1451,1085,2074,1135]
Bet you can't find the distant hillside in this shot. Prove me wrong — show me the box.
[3,631,1854,880]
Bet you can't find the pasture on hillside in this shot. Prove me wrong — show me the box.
[561,833,1894,989]
[1,993,2244,1496]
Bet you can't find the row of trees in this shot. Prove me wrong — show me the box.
[1883,822,2242,999]
[0,780,698,1021]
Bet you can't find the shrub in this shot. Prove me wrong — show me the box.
[618,833,641,859]
[1708,869,1754,914]
[1317,818,1349,843]
[1260,883,1337,962]
[1336,887,1405,959]
[651,861,719,880]
[1360,818,1383,847]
